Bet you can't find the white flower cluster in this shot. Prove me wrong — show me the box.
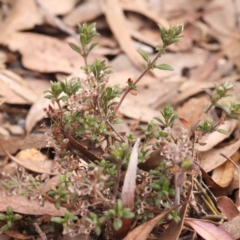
[160,127,192,165]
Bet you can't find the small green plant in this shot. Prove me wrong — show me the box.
[1,21,240,239]
[0,206,22,233]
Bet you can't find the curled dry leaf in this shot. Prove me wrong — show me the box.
[114,138,140,239]
[122,138,140,209]
[200,166,227,197]
[185,218,234,240]
[211,151,240,188]
[4,150,57,175]
[0,193,66,216]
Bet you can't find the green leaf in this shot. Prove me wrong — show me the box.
[95,226,101,236]
[59,96,68,102]
[158,24,166,41]
[216,129,229,135]
[44,95,53,99]
[154,117,165,125]
[113,218,122,231]
[68,42,82,55]
[137,49,150,64]
[122,210,134,219]
[51,217,63,224]
[231,115,240,120]
[217,103,231,115]
[169,114,179,124]
[154,64,174,71]
[88,42,99,53]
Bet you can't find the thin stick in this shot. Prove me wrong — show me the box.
[114,51,163,114]
[33,220,47,240]
[106,119,125,142]
[35,0,78,40]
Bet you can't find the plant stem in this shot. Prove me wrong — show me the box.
[56,100,63,126]
[174,165,180,206]
[114,51,163,114]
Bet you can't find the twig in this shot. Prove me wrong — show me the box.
[35,0,78,40]
[114,51,163,114]
[194,178,219,215]
[106,119,125,142]
[174,169,181,206]
[33,220,47,240]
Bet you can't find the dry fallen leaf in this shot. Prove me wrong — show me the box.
[198,120,237,152]
[185,218,234,240]
[216,196,240,221]
[0,134,46,156]
[212,151,240,187]
[123,207,178,240]
[1,32,100,74]
[4,229,33,240]
[0,69,39,104]
[220,215,240,239]
[114,138,140,239]
[25,95,51,134]
[4,150,57,175]
[99,0,145,70]
[200,138,240,172]
[63,0,102,26]
[0,193,66,216]
[203,0,236,36]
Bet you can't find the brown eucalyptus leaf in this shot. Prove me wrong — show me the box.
[212,151,240,187]
[1,32,99,74]
[0,193,66,216]
[200,138,240,172]
[114,138,140,239]
[198,120,237,152]
[25,95,50,134]
[220,215,240,239]
[0,69,39,104]
[185,218,234,240]
[217,196,240,221]
[99,0,144,70]
[0,134,46,156]
[123,207,180,240]
[4,150,57,175]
